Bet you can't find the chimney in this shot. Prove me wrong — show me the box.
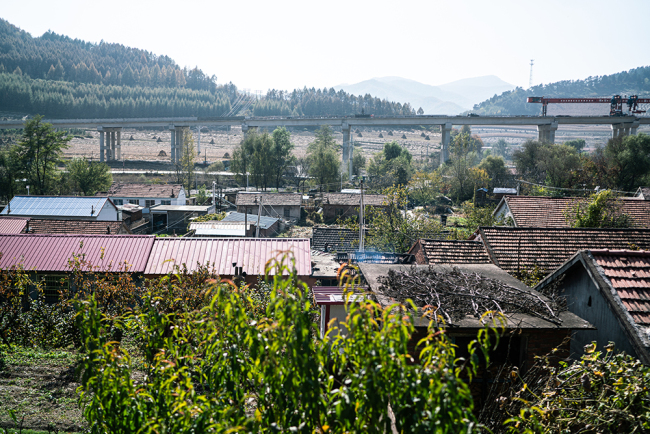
[106,225,111,234]
[91,205,95,215]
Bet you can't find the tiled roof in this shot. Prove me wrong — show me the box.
[0,234,154,273]
[236,192,302,206]
[144,238,311,276]
[222,212,279,230]
[105,183,184,198]
[27,219,127,235]
[479,227,650,274]
[0,196,115,218]
[0,217,28,234]
[312,227,360,253]
[322,193,387,206]
[416,239,491,264]
[499,196,650,228]
[591,249,650,325]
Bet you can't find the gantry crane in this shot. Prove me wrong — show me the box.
[527,95,649,116]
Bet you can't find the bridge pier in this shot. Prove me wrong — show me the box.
[440,122,452,164]
[342,124,352,176]
[612,121,640,139]
[98,128,105,162]
[537,122,558,144]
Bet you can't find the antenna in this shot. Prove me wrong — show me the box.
[529,59,534,88]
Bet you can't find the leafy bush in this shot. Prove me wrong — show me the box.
[74,258,499,433]
[497,342,650,433]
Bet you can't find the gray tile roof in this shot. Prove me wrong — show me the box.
[236,192,302,206]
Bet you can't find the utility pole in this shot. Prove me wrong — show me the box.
[197,126,201,155]
[256,195,262,238]
[529,59,534,89]
[358,179,365,252]
[212,181,216,212]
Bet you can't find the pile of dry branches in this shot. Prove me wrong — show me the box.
[377,267,566,325]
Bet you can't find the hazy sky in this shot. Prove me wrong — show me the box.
[3,0,650,93]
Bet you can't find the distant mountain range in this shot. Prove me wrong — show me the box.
[333,75,515,115]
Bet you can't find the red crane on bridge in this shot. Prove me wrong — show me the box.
[527,95,649,116]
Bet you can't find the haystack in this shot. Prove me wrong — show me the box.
[210,138,215,144]
[223,152,230,158]
[388,131,393,136]
[156,137,163,143]
[401,134,407,139]
[378,133,384,138]
[425,135,430,140]
[129,135,134,141]
[158,150,167,157]
[357,132,363,137]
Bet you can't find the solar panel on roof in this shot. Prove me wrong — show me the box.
[1,196,111,218]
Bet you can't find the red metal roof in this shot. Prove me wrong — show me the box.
[0,217,28,234]
[0,234,155,273]
[591,249,650,325]
[144,238,312,276]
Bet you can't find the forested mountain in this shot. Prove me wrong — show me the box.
[0,18,416,119]
[252,87,416,117]
[0,18,217,92]
[472,66,650,115]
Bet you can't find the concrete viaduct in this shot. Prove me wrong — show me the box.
[0,115,647,172]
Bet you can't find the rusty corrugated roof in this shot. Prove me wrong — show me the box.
[144,238,311,276]
[0,217,28,234]
[0,234,155,273]
[591,249,650,325]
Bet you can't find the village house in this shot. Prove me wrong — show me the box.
[102,183,187,213]
[150,204,214,233]
[0,196,121,222]
[469,227,650,277]
[493,195,650,228]
[143,237,313,285]
[235,192,302,221]
[408,239,491,265]
[320,193,387,223]
[0,234,154,302]
[535,249,650,364]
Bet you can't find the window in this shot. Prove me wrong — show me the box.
[145,200,156,208]
[41,274,69,303]
[284,207,291,218]
[128,199,140,205]
[161,200,171,205]
[113,199,123,206]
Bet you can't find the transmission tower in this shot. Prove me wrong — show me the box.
[529,59,534,88]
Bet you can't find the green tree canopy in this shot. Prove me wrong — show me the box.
[513,140,581,188]
[603,133,650,192]
[478,155,508,189]
[14,115,71,195]
[307,125,340,192]
[368,141,414,188]
[67,158,112,196]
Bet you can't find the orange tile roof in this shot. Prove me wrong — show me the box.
[499,196,650,228]
[591,249,650,325]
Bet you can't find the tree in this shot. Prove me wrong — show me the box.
[603,133,650,192]
[67,158,113,196]
[352,148,366,178]
[564,138,586,152]
[478,155,508,188]
[445,132,478,202]
[178,128,197,191]
[13,115,71,195]
[270,127,295,188]
[407,171,443,206]
[307,126,339,192]
[361,186,442,253]
[565,189,632,228]
[367,141,414,188]
[494,138,508,159]
[513,140,581,188]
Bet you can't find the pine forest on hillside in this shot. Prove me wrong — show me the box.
[473,66,650,115]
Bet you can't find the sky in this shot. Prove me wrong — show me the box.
[3,0,650,93]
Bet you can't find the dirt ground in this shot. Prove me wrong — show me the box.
[0,348,84,433]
